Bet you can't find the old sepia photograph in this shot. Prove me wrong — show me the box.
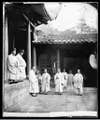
[2,2,98,118]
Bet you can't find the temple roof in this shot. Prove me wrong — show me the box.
[33,24,97,44]
[33,3,97,45]
[32,33,97,44]
[5,3,52,30]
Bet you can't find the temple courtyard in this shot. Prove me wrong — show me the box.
[3,79,97,117]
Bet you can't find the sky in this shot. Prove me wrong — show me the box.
[44,2,98,32]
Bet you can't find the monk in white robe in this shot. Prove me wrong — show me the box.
[73,69,83,95]
[62,69,68,89]
[7,48,18,83]
[54,68,64,95]
[29,66,39,97]
[16,50,26,80]
[41,69,51,94]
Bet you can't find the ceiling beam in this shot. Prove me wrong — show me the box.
[23,14,36,28]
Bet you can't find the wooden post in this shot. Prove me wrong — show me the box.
[3,3,9,82]
[27,22,31,76]
[33,46,37,68]
[32,27,37,68]
[57,48,60,70]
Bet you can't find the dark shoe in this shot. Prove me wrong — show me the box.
[79,94,83,96]
[77,93,82,96]
[56,92,60,95]
[8,79,14,84]
[59,93,62,95]
[29,93,36,97]
[29,93,33,96]
[39,92,42,94]
[8,81,12,84]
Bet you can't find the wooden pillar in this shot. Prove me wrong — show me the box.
[3,3,9,82]
[32,28,37,68]
[57,48,60,70]
[27,22,31,75]
[33,46,37,68]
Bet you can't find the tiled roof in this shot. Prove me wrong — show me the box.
[32,33,97,44]
[6,3,52,27]
[34,20,97,44]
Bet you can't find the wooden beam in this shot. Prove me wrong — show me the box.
[23,14,35,28]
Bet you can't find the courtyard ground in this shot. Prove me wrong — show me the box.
[3,79,97,117]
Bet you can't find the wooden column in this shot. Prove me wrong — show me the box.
[57,48,60,70]
[32,28,37,68]
[3,3,9,82]
[27,22,31,75]
[33,46,37,68]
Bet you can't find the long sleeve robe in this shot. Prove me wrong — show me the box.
[62,72,68,88]
[7,54,18,80]
[29,70,39,93]
[16,54,26,80]
[41,73,51,93]
[73,73,83,94]
[54,72,64,93]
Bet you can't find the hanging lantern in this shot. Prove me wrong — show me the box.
[89,53,97,69]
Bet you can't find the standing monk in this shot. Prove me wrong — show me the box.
[41,69,51,94]
[54,68,64,95]
[62,69,68,89]
[16,50,26,80]
[29,66,39,97]
[73,69,83,95]
[7,48,18,84]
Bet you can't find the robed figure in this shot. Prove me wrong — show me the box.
[29,66,39,97]
[62,69,68,89]
[54,68,64,95]
[16,50,26,80]
[7,48,18,83]
[73,69,83,95]
[41,69,51,94]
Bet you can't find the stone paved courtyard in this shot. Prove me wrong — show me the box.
[3,79,97,116]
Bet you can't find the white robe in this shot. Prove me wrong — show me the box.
[54,72,64,93]
[7,54,18,80]
[41,73,51,93]
[29,70,39,93]
[73,73,83,94]
[62,72,68,88]
[16,54,26,80]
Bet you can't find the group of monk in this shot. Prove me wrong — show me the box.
[7,48,84,97]
[7,48,26,84]
[29,66,84,97]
